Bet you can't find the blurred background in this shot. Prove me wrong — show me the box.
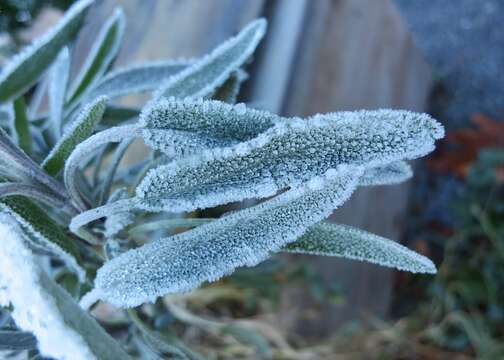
[1,0,503,359]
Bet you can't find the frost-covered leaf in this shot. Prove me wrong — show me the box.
[11,97,32,154]
[154,19,266,100]
[359,161,413,186]
[43,96,108,176]
[139,98,276,157]
[104,188,135,238]
[0,182,69,210]
[136,108,444,213]
[89,60,192,100]
[212,69,248,104]
[0,0,94,103]
[67,8,125,104]
[48,47,71,140]
[83,167,361,307]
[0,127,66,196]
[0,214,131,360]
[284,222,436,273]
[0,196,85,281]
[98,139,132,204]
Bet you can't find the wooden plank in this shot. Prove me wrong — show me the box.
[277,0,432,337]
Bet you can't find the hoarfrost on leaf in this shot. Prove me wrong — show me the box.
[0,0,94,103]
[0,214,131,359]
[85,167,362,308]
[136,107,443,213]
[285,222,437,274]
[154,19,266,100]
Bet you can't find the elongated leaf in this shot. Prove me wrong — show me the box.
[104,188,135,238]
[0,196,85,281]
[0,128,67,196]
[139,98,277,157]
[67,8,125,104]
[48,47,71,140]
[0,0,94,103]
[0,330,37,350]
[89,60,192,100]
[0,182,69,210]
[0,215,132,360]
[12,97,32,154]
[83,167,361,307]
[136,107,444,213]
[43,96,108,176]
[359,161,413,186]
[285,222,436,273]
[212,69,248,104]
[154,19,266,99]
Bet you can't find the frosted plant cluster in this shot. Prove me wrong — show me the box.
[0,0,444,358]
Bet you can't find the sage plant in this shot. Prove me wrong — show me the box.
[0,0,444,358]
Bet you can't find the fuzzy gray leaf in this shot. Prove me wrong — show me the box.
[139,98,277,157]
[136,107,443,213]
[0,214,131,360]
[82,167,361,308]
[0,195,85,281]
[359,161,413,186]
[285,222,436,273]
[43,96,108,177]
[89,60,192,100]
[0,0,94,103]
[154,19,266,100]
[66,8,125,104]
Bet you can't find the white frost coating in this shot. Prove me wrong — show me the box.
[359,161,413,186]
[136,108,444,213]
[153,19,267,100]
[66,7,126,102]
[0,201,86,282]
[104,188,135,238]
[88,59,193,99]
[0,214,131,360]
[0,0,94,102]
[91,167,362,307]
[285,222,436,274]
[139,97,277,156]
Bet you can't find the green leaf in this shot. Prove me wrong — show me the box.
[66,8,126,104]
[155,19,266,99]
[0,214,132,360]
[83,167,361,307]
[284,222,436,273]
[0,195,86,281]
[89,60,192,100]
[0,330,37,351]
[136,103,443,213]
[0,0,94,103]
[43,96,108,176]
[12,97,32,154]
[139,98,276,157]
